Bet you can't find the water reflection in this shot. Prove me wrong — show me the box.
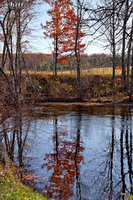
[0,108,32,168]
[0,106,133,199]
[41,113,84,200]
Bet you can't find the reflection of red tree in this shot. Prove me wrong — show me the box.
[41,131,84,200]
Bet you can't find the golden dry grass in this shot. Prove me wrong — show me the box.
[5,66,131,77]
[87,67,122,76]
[27,68,122,76]
[27,70,76,76]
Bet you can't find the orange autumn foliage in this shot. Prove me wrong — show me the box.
[116,66,122,70]
[41,0,85,66]
[42,131,84,199]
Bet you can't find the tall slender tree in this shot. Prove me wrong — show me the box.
[127,18,133,89]
[74,0,85,99]
[41,0,76,78]
[0,0,36,103]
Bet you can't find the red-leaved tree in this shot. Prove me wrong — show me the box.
[41,0,85,80]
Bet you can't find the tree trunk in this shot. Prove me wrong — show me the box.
[112,0,116,88]
[0,20,18,101]
[127,19,133,89]
[122,0,129,90]
[54,35,58,79]
[129,42,133,101]
[15,0,22,93]
[75,0,82,100]
[1,43,7,70]
[122,26,126,90]
[76,57,82,99]
[0,67,12,95]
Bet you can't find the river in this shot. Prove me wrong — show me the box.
[0,105,133,200]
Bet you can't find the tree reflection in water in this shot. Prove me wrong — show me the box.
[41,113,84,200]
[0,108,32,168]
[119,109,133,199]
[0,106,133,200]
[86,108,133,200]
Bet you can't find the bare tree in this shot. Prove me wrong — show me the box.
[75,0,83,99]
[89,0,132,91]
[129,18,133,101]
[73,0,87,100]
[127,18,133,89]
[0,0,37,104]
[120,0,132,89]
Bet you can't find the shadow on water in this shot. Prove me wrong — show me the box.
[0,105,133,199]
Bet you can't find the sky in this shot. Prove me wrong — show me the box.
[24,1,110,55]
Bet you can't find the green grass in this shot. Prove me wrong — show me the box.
[0,162,46,200]
[127,196,133,200]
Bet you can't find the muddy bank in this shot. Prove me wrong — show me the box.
[37,100,133,107]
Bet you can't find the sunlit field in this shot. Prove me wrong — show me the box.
[26,67,126,76]
[87,67,122,76]
[5,67,125,76]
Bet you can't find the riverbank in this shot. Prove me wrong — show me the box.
[24,73,133,106]
[37,100,133,107]
[1,72,131,107]
[0,161,46,200]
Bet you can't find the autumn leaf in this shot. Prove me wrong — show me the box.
[25,144,29,148]
[51,186,60,190]
[120,193,126,196]
[34,179,39,183]
[43,177,48,181]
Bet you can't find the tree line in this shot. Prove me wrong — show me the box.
[1,52,126,72]
[0,0,132,104]
[0,53,124,71]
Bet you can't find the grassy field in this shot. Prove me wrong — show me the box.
[25,67,126,76]
[5,67,124,76]
[87,67,122,76]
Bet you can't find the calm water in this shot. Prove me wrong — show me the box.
[0,105,133,200]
